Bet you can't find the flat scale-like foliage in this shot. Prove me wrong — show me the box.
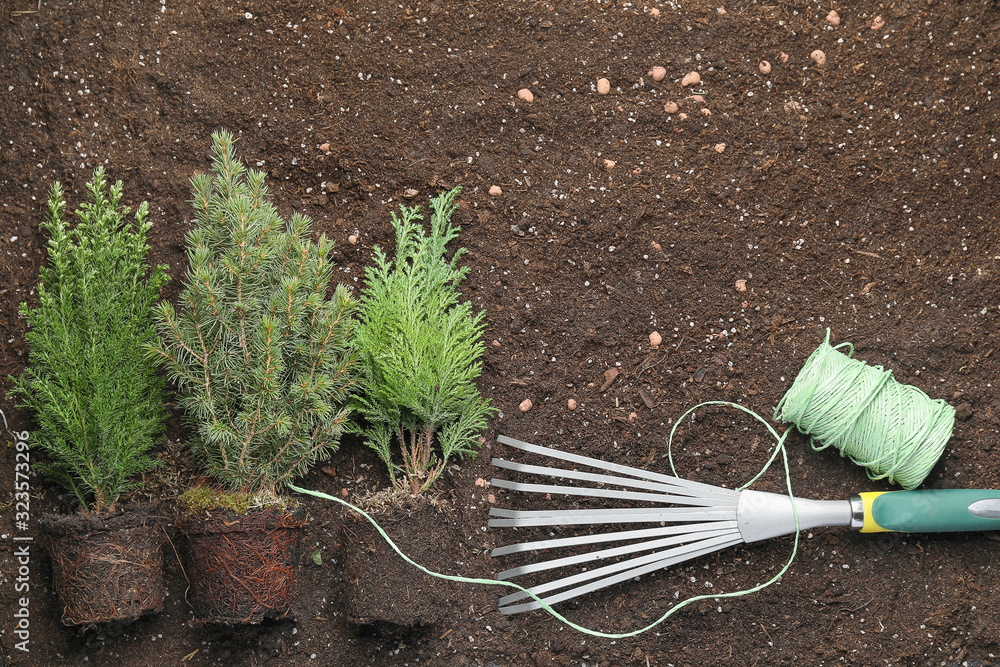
[352,187,495,493]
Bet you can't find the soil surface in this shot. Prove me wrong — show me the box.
[3,0,1000,665]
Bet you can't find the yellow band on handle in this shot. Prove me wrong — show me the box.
[858,491,891,533]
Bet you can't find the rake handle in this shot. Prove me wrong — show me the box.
[859,489,1000,533]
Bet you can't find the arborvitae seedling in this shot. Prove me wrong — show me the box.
[352,187,495,494]
[150,130,356,504]
[10,168,170,513]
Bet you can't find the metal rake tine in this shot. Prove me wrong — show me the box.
[497,526,741,580]
[491,458,740,502]
[496,434,730,496]
[498,532,746,614]
[490,477,738,507]
[490,520,740,557]
[488,506,737,527]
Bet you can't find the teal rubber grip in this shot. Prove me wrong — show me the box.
[871,489,1000,533]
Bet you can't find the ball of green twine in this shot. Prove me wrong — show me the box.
[774,329,955,490]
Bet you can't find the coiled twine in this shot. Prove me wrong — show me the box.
[774,330,954,490]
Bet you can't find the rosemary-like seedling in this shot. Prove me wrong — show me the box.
[10,169,170,513]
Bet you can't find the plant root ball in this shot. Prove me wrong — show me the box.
[517,88,534,103]
[596,78,611,95]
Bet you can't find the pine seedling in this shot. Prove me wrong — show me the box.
[352,187,496,494]
[149,130,357,504]
[10,168,170,513]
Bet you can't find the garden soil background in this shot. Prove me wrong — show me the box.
[2,0,1000,664]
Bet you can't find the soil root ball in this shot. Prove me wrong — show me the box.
[180,506,306,624]
[40,506,165,626]
[340,493,457,626]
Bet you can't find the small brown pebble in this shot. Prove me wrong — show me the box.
[517,88,534,102]
[649,331,663,348]
[341,488,349,498]
[681,71,701,87]
[475,477,487,487]
[811,50,827,66]
[714,143,726,153]
[319,142,331,153]
[347,234,358,245]
[322,466,336,476]
[567,398,578,411]
[487,494,496,504]
[603,159,616,171]
[651,241,662,252]
[735,279,747,292]
[492,339,501,348]
[648,66,666,82]
[678,112,689,120]
[596,78,611,95]
[826,10,840,26]
[519,399,533,413]
[649,7,660,17]
[628,411,638,424]
[488,185,503,196]
[664,101,679,114]
[632,167,642,175]
[701,108,712,117]
[687,94,706,103]
[325,182,339,193]
[759,61,772,75]
[780,52,790,63]
[403,188,419,198]
[716,6,727,15]
[871,15,885,30]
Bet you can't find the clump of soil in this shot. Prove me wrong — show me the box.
[340,490,460,626]
[39,505,165,626]
[179,505,306,624]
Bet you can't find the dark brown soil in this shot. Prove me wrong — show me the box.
[38,506,164,626]
[341,493,461,626]
[180,505,306,624]
[3,0,1000,665]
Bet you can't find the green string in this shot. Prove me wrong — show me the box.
[288,399,803,639]
[774,329,954,490]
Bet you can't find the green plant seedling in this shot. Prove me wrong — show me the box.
[149,130,357,505]
[10,168,170,513]
[352,187,496,494]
